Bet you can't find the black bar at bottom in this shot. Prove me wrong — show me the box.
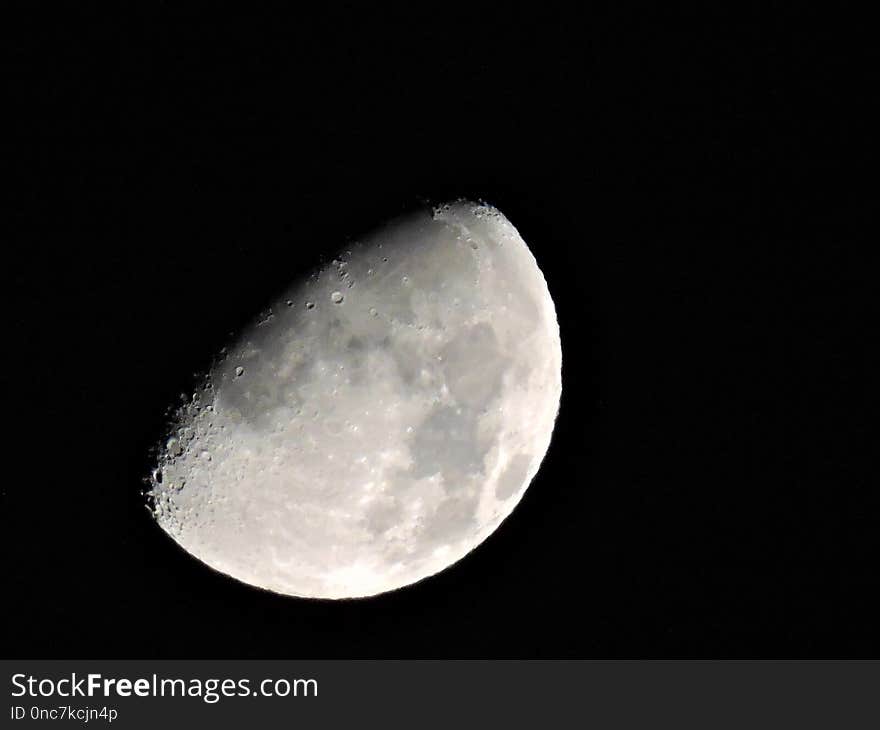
[3,660,878,728]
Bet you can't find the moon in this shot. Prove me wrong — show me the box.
[148,201,562,598]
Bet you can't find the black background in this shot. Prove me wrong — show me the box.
[4,7,873,657]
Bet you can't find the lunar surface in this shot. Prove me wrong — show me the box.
[148,201,562,598]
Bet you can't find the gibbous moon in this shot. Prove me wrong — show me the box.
[149,201,562,598]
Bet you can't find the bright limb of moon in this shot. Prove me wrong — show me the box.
[148,201,562,598]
